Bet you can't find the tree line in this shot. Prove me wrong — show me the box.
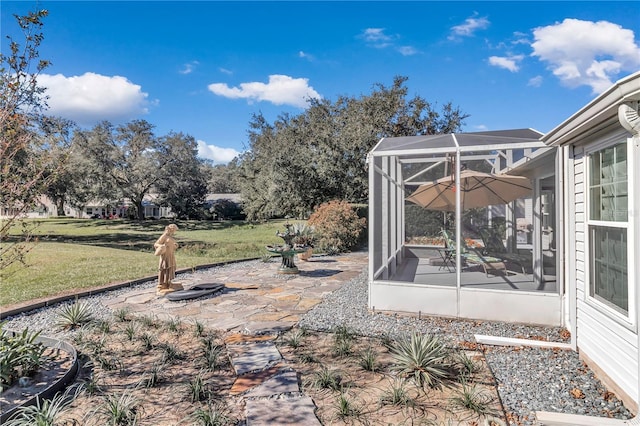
[2,8,469,271]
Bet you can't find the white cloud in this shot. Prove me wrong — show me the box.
[179,61,199,75]
[299,51,316,61]
[528,75,543,87]
[219,67,233,75]
[531,18,640,94]
[360,28,417,55]
[38,72,150,126]
[397,46,418,56]
[488,55,523,72]
[361,28,393,48]
[207,74,321,108]
[449,14,490,40]
[197,140,240,164]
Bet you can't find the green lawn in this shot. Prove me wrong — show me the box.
[1,218,291,307]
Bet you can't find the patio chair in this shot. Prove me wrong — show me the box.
[478,227,531,275]
[440,229,508,277]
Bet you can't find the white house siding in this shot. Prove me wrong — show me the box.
[571,132,638,406]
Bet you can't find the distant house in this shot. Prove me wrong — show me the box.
[1,193,242,220]
[367,70,640,416]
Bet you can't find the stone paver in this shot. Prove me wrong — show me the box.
[245,396,321,426]
[227,342,282,375]
[244,369,300,398]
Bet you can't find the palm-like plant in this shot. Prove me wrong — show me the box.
[56,301,95,330]
[389,333,453,390]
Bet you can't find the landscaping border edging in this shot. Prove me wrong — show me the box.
[0,333,79,423]
[0,258,259,320]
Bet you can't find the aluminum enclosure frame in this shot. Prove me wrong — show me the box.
[367,129,563,325]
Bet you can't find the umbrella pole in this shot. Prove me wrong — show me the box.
[455,151,462,317]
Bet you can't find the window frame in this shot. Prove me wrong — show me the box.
[584,137,634,326]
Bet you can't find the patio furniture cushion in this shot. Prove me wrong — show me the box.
[478,227,531,274]
[440,229,508,276]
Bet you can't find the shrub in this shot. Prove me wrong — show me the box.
[0,325,46,391]
[308,200,366,253]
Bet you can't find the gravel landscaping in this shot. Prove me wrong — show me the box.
[2,258,635,425]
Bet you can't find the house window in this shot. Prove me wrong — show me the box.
[588,142,628,314]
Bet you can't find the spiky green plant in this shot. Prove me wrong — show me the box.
[95,319,111,334]
[190,402,237,426]
[124,323,138,342]
[260,253,272,263]
[92,392,141,425]
[3,386,82,426]
[187,372,209,402]
[166,317,181,333]
[333,325,354,343]
[390,333,453,390]
[159,343,183,364]
[83,370,103,396]
[114,307,130,322]
[284,329,304,349]
[193,319,206,337]
[139,333,154,351]
[335,391,361,419]
[380,379,415,407]
[139,363,164,389]
[456,351,480,379]
[201,343,224,371]
[358,346,378,372]
[297,352,319,364]
[96,355,121,372]
[332,339,353,358]
[137,314,157,329]
[56,301,95,330]
[310,365,342,391]
[448,380,496,419]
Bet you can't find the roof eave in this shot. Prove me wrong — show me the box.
[542,72,640,147]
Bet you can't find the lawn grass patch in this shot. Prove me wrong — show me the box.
[1,218,288,307]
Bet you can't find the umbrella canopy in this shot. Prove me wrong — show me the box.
[406,169,533,211]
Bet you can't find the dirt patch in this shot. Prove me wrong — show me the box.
[5,317,506,425]
[277,330,505,425]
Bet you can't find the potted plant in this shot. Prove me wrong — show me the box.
[292,222,315,261]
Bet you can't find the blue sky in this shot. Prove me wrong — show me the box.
[2,1,639,164]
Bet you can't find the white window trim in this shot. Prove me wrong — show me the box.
[584,136,636,329]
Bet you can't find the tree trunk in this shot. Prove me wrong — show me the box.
[135,200,145,220]
[55,199,66,216]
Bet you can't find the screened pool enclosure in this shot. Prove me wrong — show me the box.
[367,129,563,326]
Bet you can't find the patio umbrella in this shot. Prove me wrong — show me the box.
[406,169,532,211]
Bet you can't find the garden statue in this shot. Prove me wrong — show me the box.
[154,224,183,295]
[265,222,311,274]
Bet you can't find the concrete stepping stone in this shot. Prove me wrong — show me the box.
[245,396,320,426]
[227,342,282,375]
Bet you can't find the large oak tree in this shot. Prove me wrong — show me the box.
[237,76,469,220]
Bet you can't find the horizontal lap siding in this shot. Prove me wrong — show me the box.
[577,302,638,401]
[572,143,638,403]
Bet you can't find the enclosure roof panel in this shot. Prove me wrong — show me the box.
[371,128,544,156]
